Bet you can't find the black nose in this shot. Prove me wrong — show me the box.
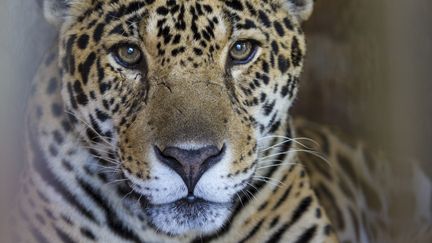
[155,144,225,193]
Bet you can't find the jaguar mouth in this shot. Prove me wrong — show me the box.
[149,196,231,214]
[144,196,233,235]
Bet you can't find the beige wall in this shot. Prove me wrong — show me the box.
[296,0,432,175]
[0,0,55,237]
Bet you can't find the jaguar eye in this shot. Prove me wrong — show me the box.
[229,40,258,65]
[113,44,143,68]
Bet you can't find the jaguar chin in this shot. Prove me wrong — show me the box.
[145,198,233,235]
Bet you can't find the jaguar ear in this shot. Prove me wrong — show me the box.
[42,0,73,26]
[280,0,314,23]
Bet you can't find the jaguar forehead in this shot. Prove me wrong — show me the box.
[142,3,230,69]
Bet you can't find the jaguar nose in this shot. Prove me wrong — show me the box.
[154,144,226,193]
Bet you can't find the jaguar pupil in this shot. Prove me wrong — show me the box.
[127,47,135,55]
[235,43,246,52]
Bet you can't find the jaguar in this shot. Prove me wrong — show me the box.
[12,0,431,242]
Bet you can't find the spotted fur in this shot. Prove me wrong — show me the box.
[12,0,431,242]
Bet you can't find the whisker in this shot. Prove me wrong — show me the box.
[252,177,284,188]
[255,162,298,170]
[65,110,113,147]
[239,188,252,202]
[258,138,314,152]
[104,178,129,186]
[120,188,135,204]
[90,155,121,166]
[92,163,119,170]
[80,145,116,155]
[137,193,143,205]
[259,149,331,167]
[257,159,285,164]
[235,192,245,208]
[244,186,259,202]
[96,168,121,174]
[253,175,287,187]
[258,135,319,147]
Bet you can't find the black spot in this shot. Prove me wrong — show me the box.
[46,78,58,94]
[156,6,169,15]
[171,46,186,56]
[239,19,257,29]
[89,114,103,141]
[62,120,72,132]
[262,74,270,85]
[93,23,105,42]
[124,1,146,15]
[316,208,322,218]
[262,62,269,73]
[96,109,110,122]
[51,103,63,117]
[272,185,292,210]
[64,34,77,74]
[52,130,64,144]
[280,84,289,97]
[294,225,317,243]
[225,0,244,11]
[193,48,203,56]
[49,144,58,156]
[203,4,213,13]
[238,219,264,243]
[99,82,111,95]
[292,197,314,224]
[78,52,96,85]
[89,91,96,100]
[269,120,281,133]
[258,201,268,211]
[62,159,73,171]
[73,80,89,106]
[80,227,96,240]
[77,34,89,49]
[283,17,294,30]
[260,93,267,102]
[172,34,181,44]
[324,224,333,235]
[278,55,290,73]
[270,216,280,228]
[273,21,285,36]
[55,227,77,243]
[96,60,105,82]
[291,36,302,67]
[67,82,78,109]
[109,24,127,36]
[263,100,276,116]
[258,10,271,27]
[271,41,279,55]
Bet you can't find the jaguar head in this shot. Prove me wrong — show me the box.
[45,0,313,235]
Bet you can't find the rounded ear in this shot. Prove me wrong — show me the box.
[43,0,72,26]
[280,0,314,23]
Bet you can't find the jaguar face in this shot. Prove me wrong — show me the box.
[53,0,313,235]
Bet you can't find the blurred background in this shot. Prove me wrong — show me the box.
[296,0,432,176]
[0,0,431,240]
